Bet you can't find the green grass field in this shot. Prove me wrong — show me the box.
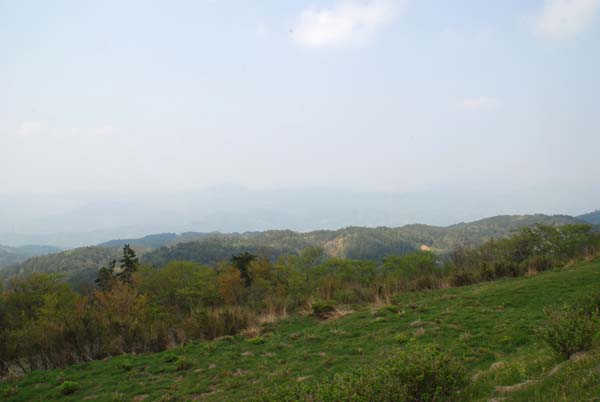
[4,259,600,401]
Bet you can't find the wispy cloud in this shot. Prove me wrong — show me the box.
[535,0,600,39]
[291,0,403,48]
[457,97,498,111]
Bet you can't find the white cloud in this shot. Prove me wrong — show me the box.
[535,0,600,39]
[292,0,402,48]
[457,97,498,111]
[17,121,48,137]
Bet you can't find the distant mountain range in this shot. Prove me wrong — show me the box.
[578,210,600,225]
[1,185,598,248]
[0,244,61,270]
[0,213,586,285]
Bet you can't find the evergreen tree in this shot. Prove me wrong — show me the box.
[95,259,116,291]
[231,252,256,288]
[116,244,139,285]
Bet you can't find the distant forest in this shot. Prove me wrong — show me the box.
[0,214,587,286]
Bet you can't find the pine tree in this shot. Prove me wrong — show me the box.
[116,244,139,285]
[95,259,116,291]
[231,252,256,288]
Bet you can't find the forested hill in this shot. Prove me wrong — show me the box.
[0,247,125,286]
[578,210,600,225]
[0,214,583,283]
[98,232,211,248]
[142,214,580,266]
[0,244,61,269]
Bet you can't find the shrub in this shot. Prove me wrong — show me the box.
[448,270,474,287]
[312,301,336,320]
[162,353,178,363]
[58,381,79,395]
[117,359,133,372]
[175,357,194,371]
[538,302,600,359]
[251,346,465,401]
[247,336,266,345]
[411,275,438,291]
[0,383,17,397]
[394,333,409,344]
[525,255,555,273]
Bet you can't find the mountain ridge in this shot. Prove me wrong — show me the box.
[1,213,583,285]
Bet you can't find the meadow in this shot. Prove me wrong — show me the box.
[3,258,600,401]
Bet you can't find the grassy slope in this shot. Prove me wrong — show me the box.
[6,259,600,402]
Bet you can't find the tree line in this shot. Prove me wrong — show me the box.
[1,224,599,376]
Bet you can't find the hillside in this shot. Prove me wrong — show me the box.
[98,232,211,248]
[578,210,600,225]
[142,214,580,267]
[5,258,600,401]
[0,244,61,270]
[3,214,582,281]
[0,247,124,286]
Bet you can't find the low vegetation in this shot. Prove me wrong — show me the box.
[1,223,599,400]
[1,258,599,400]
[251,346,466,402]
[537,298,600,359]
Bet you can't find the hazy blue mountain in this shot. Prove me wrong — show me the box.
[1,186,597,248]
[0,244,62,269]
[578,210,600,225]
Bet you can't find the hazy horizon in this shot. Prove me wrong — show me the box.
[0,183,598,248]
[2,0,600,245]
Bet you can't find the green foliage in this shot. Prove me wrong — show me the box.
[175,357,193,372]
[252,346,466,401]
[231,251,257,288]
[95,259,116,291]
[117,359,133,372]
[247,336,266,345]
[0,244,60,269]
[141,215,581,268]
[116,244,139,284]
[1,246,122,284]
[58,381,79,395]
[312,301,336,319]
[537,301,600,359]
[5,260,600,401]
[0,383,17,397]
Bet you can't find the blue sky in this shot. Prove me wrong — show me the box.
[1,0,599,198]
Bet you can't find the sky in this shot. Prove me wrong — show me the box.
[1,0,599,201]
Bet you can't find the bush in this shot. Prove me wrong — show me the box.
[58,381,79,395]
[448,270,474,287]
[525,255,555,273]
[538,302,600,359]
[251,346,465,401]
[247,336,266,345]
[0,383,17,397]
[117,359,133,372]
[175,357,194,371]
[411,275,438,291]
[312,301,336,320]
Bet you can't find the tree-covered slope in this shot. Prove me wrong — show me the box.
[0,247,123,286]
[0,244,61,270]
[3,214,583,280]
[578,210,600,225]
[142,214,580,266]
